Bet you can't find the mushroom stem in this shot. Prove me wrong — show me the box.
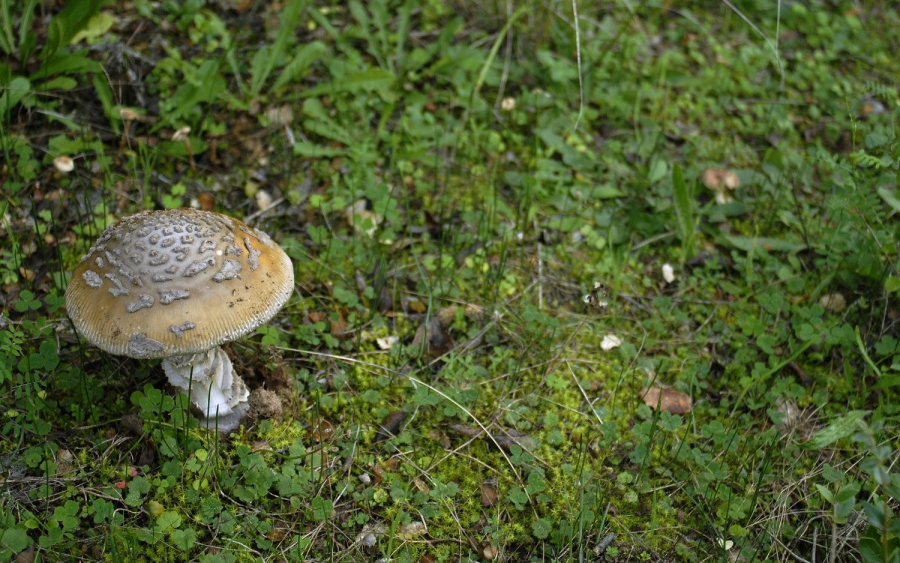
[161,347,249,426]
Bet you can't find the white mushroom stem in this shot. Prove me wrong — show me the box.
[161,347,249,421]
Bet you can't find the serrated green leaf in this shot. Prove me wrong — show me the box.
[532,517,552,539]
[172,527,196,550]
[272,41,327,91]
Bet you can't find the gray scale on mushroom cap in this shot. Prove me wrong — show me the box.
[66,208,294,359]
[127,294,154,313]
[159,289,190,304]
[82,270,102,288]
[243,238,261,271]
[105,273,129,297]
[213,259,242,282]
[169,321,196,338]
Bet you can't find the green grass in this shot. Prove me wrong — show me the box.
[2,0,900,562]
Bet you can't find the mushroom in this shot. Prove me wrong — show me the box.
[65,209,294,432]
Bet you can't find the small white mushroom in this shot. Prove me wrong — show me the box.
[65,209,294,432]
[662,263,676,284]
[54,156,74,173]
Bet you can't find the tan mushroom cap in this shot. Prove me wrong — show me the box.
[65,209,294,359]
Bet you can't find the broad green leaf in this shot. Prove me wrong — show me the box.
[648,159,668,183]
[43,0,108,62]
[885,276,900,294]
[92,73,117,132]
[0,77,31,115]
[35,76,77,90]
[878,187,900,214]
[591,184,626,199]
[31,52,102,80]
[704,201,749,217]
[802,410,868,449]
[0,528,30,553]
[672,163,695,259]
[70,12,114,44]
[723,235,806,254]
[172,528,197,551]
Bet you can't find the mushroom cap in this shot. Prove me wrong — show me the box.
[65,209,294,359]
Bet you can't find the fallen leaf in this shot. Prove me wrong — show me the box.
[308,419,336,443]
[412,315,453,358]
[640,387,692,414]
[408,299,427,314]
[375,411,407,442]
[481,477,499,507]
[399,521,427,539]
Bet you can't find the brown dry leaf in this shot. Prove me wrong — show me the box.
[15,544,35,563]
[250,441,272,453]
[329,312,349,337]
[412,316,453,358]
[419,554,437,563]
[308,311,327,323]
[481,477,499,507]
[437,303,484,325]
[266,528,288,542]
[427,429,451,449]
[375,411,408,442]
[308,418,336,443]
[640,387,692,414]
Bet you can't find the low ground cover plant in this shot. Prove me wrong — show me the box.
[1,1,899,562]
